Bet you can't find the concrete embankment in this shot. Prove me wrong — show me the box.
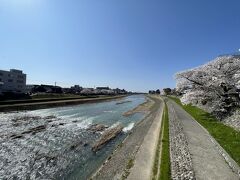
[127,96,164,180]
[0,95,127,112]
[91,95,162,180]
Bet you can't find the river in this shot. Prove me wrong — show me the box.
[0,95,146,180]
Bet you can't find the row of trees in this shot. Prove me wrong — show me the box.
[149,89,161,94]
[175,55,240,119]
[148,88,180,96]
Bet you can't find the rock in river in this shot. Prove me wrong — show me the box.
[87,124,108,133]
[92,125,123,152]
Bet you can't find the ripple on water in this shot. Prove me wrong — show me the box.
[123,122,135,132]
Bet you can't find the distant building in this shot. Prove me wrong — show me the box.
[70,85,83,94]
[62,87,71,94]
[96,87,110,90]
[113,88,121,94]
[31,84,63,94]
[0,69,26,94]
[26,84,36,94]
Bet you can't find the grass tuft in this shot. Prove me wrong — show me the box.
[152,101,171,180]
[159,102,171,180]
[152,110,164,179]
[126,159,134,170]
[122,158,135,180]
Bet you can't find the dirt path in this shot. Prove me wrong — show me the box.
[167,98,239,180]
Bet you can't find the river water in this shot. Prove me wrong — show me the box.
[0,95,146,180]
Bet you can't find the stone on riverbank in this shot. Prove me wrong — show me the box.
[168,103,195,180]
[88,124,108,133]
[92,125,123,152]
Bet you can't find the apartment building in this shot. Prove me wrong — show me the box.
[0,69,26,94]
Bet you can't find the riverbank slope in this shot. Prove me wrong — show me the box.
[127,96,164,180]
[91,95,163,180]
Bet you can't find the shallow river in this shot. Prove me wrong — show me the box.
[0,95,146,180]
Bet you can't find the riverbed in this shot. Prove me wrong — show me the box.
[0,95,146,179]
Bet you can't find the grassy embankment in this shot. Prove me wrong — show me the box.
[0,94,126,112]
[152,101,171,180]
[0,94,101,105]
[31,93,83,99]
[169,96,240,166]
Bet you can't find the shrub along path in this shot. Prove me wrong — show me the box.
[166,97,239,180]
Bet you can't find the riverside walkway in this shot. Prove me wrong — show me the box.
[166,98,239,180]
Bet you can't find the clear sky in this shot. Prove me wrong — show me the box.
[0,0,239,92]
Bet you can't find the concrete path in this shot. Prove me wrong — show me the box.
[167,99,239,180]
[127,97,164,180]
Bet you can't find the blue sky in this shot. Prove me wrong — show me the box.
[0,0,239,92]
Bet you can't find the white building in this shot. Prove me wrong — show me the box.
[0,69,26,94]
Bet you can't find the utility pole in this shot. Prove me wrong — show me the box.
[54,82,57,93]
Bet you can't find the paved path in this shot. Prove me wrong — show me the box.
[127,97,164,180]
[167,98,239,180]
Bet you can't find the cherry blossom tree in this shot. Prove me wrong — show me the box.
[176,55,240,119]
